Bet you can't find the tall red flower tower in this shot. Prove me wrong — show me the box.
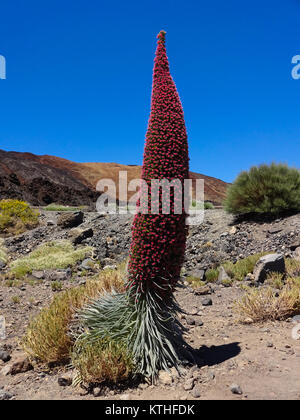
[81,31,190,380]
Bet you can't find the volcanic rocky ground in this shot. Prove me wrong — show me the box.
[0,209,300,400]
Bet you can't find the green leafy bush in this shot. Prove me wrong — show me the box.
[0,199,39,235]
[225,163,300,215]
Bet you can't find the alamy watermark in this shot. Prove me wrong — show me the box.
[95,171,205,226]
[0,55,6,79]
[291,55,300,80]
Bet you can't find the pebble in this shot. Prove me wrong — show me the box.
[0,390,13,400]
[0,350,11,363]
[93,387,102,397]
[202,297,212,306]
[191,386,201,398]
[183,378,194,391]
[230,384,243,395]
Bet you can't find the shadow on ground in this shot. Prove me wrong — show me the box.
[187,342,241,367]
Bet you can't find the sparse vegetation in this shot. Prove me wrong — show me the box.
[222,252,268,282]
[265,272,285,289]
[44,204,87,212]
[0,238,8,264]
[0,199,39,235]
[204,202,214,210]
[11,295,21,304]
[10,240,93,278]
[185,276,206,288]
[22,265,125,364]
[205,268,219,283]
[71,337,134,386]
[225,163,300,215]
[235,280,300,322]
[190,200,215,210]
[51,281,63,292]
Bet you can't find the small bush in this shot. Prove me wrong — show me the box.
[190,201,215,210]
[225,163,300,215]
[235,282,300,322]
[71,337,134,386]
[205,268,219,283]
[204,202,214,210]
[10,240,92,277]
[22,265,125,364]
[11,295,21,304]
[0,199,39,235]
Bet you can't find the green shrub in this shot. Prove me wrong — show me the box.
[10,240,92,278]
[0,199,39,235]
[204,202,214,210]
[190,201,214,210]
[225,163,300,215]
[205,268,219,283]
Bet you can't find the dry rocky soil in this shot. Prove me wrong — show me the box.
[0,209,300,400]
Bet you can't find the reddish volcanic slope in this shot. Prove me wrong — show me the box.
[0,149,229,206]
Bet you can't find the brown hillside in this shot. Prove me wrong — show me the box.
[0,149,229,206]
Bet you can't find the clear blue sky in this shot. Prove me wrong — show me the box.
[1,0,300,183]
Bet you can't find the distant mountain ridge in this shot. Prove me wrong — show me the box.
[0,149,229,206]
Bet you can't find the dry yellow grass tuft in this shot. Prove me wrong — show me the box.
[22,265,125,364]
[235,279,300,323]
[0,238,8,263]
[71,337,134,386]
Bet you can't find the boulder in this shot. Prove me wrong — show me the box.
[290,237,300,251]
[253,253,285,283]
[3,353,33,375]
[45,268,72,281]
[57,211,84,229]
[80,258,95,271]
[217,266,230,283]
[0,390,13,400]
[69,227,93,245]
[187,269,205,281]
[31,270,45,280]
[193,284,212,296]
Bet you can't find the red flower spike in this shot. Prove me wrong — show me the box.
[127,31,190,298]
